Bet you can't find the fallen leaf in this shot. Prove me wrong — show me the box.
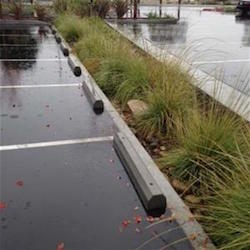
[16,180,24,187]
[134,216,142,224]
[122,220,131,228]
[0,201,7,210]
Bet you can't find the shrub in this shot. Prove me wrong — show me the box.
[160,103,248,192]
[69,0,90,17]
[92,0,110,18]
[53,0,68,13]
[113,0,128,19]
[34,3,47,21]
[8,0,23,19]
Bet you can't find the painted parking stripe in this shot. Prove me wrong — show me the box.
[0,34,54,37]
[0,44,57,47]
[0,59,67,62]
[0,83,82,89]
[192,59,250,65]
[0,136,114,151]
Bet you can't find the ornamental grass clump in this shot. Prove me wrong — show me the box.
[200,146,250,249]
[55,15,86,43]
[135,61,194,139]
[160,102,249,192]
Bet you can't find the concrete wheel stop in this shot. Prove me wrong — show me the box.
[82,80,104,114]
[68,54,82,77]
[114,132,166,215]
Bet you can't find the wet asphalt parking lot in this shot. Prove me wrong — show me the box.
[0,24,193,249]
[115,6,250,96]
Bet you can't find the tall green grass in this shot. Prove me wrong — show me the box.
[160,102,248,192]
[200,142,250,249]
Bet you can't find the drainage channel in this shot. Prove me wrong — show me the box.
[0,23,193,250]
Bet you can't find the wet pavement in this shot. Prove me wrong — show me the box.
[0,25,193,249]
[114,6,250,96]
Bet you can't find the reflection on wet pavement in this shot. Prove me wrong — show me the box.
[115,6,250,95]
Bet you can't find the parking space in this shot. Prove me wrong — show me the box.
[0,23,193,249]
[115,6,250,95]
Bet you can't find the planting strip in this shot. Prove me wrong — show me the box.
[54,25,216,249]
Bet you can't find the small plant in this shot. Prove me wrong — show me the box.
[92,0,110,18]
[69,0,90,17]
[34,3,47,21]
[8,0,23,19]
[53,0,68,13]
[113,0,128,19]
[147,11,158,19]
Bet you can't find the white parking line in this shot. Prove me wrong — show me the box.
[192,59,250,65]
[0,44,57,47]
[0,34,54,37]
[0,59,67,62]
[0,83,82,89]
[0,136,113,151]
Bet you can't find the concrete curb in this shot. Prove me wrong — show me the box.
[114,132,166,214]
[106,18,178,24]
[68,54,82,77]
[82,80,104,114]
[55,24,216,249]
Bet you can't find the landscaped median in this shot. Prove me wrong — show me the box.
[54,13,250,250]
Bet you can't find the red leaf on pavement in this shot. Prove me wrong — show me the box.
[134,216,142,224]
[57,242,65,250]
[0,201,7,210]
[122,220,130,228]
[16,180,24,187]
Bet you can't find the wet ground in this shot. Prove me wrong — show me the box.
[0,24,193,249]
[115,6,250,96]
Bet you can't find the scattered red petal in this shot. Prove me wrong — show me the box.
[146,216,154,223]
[122,220,131,228]
[56,242,65,250]
[0,201,7,210]
[16,180,24,187]
[134,216,142,224]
